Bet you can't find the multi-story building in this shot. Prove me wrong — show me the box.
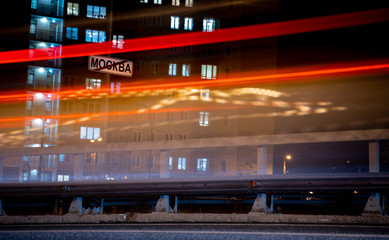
[0,0,388,182]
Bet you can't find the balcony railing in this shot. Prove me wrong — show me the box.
[32,4,64,17]
[30,29,63,42]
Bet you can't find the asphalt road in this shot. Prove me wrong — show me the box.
[0,223,388,240]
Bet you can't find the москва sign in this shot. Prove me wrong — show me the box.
[88,55,133,77]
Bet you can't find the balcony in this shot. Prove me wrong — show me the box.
[31,4,64,17]
[30,29,63,42]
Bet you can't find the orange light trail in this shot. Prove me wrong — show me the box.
[0,8,388,64]
[0,105,248,129]
[0,61,388,104]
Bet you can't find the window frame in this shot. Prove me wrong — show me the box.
[86,29,106,43]
[169,63,177,76]
[67,2,79,16]
[170,16,180,30]
[86,5,107,19]
[66,27,78,40]
[197,158,208,171]
[184,17,193,30]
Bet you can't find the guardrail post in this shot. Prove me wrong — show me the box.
[154,195,173,213]
[369,140,379,173]
[251,193,272,214]
[363,193,384,216]
[0,199,5,216]
[68,197,83,215]
[173,196,178,213]
[100,198,104,214]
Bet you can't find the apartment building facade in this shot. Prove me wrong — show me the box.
[3,0,384,182]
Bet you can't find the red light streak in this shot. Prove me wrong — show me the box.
[0,8,388,64]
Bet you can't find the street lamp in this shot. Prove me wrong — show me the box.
[283,154,292,174]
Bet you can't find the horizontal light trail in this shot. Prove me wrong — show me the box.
[0,8,388,64]
[0,105,248,129]
[117,63,389,91]
[0,61,388,104]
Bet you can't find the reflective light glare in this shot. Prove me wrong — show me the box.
[35,93,44,99]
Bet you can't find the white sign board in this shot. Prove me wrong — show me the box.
[88,56,133,77]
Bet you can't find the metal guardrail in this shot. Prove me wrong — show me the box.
[1,173,388,198]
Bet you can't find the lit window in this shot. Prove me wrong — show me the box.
[184,17,193,30]
[172,0,180,6]
[94,128,100,140]
[30,20,37,34]
[169,63,177,76]
[87,5,106,19]
[80,127,87,139]
[199,112,209,126]
[182,64,190,77]
[185,0,193,7]
[200,89,210,100]
[116,82,121,93]
[110,82,121,93]
[170,16,180,30]
[86,29,106,43]
[80,127,100,140]
[86,78,101,90]
[26,99,32,111]
[203,18,216,32]
[31,0,37,9]
[87,127,93,139]
[140,0,148,2]
[197,158,207,171]
[57,174,70,182]
[178,157,186,170]
[201,64,217,79]
[66,27,78,40]
[169,157,173,170]
[154,0,162,4]
[67,2,79,16]
[112,35,124,49]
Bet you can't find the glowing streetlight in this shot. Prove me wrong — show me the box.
[283,154,292,174]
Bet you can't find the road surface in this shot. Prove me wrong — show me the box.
[1,223,388,240]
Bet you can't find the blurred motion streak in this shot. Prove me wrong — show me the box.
[0,8,388,64]
[0,82,346,131]
[1,62,388,104]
